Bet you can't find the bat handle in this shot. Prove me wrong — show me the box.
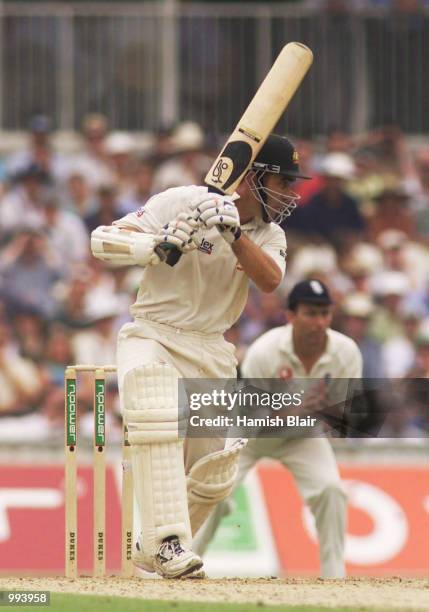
[155,244,183,267]
[165,248,182,266]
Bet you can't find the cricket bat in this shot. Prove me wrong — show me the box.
[164,42,313,265]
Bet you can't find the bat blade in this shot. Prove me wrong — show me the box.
[163,42,313,266]
[205,42,313,195]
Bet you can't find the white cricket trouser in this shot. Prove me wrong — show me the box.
[117,317,238,470]
[193,436,347,579]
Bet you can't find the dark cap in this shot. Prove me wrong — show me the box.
[287,279,333,310]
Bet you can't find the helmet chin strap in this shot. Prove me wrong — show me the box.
[246,169,300,224]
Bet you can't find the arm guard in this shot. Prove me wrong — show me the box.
[91,225,165,266]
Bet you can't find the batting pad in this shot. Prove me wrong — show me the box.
[123,363,192,557]
[187,438,247,535]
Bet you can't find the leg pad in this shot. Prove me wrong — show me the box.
[187,438,247,535]
[122,363,192,558]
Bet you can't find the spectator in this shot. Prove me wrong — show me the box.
[258,292,285,332]
[55,270,92,328]
[84,184,122,233]
[357,124,412,176]
[55,260,119,329]
[70,296,123,411]
[368,270,409,342]
[287,244,341,291]
[404,147,429,241]
[368,184,416,241]
[341,242,383,293]
[338,292,384,378]
[11,307,47,363]
[326,127,353,153]
[5,115,68,183]
[406,318,429,377]
[150,122,176,164]
[381,303,424,377]
[104,132,138,202]
[375,314,429,439]
[39,187,90,270]
[62,171,96,217]
[152,121,210,191]
[287,152,365,248]
[0,319,44,415]
[349,149,387,202]
[311,126,354,172]
[291,139,323,206]
[119,159,155,214]
[374,399,427,440]
[236,287,268,346]
[71,295,122,366]
[0,164,51,239]
[376,229,429,292]
[0,228,62,319]
[42,323,74,386]
[71,113,113,189]
[377,229,409,269]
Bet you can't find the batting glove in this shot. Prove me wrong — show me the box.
[192,196,242,245]
[155,212,200,253]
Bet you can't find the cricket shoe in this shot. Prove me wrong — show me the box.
[153,535,203,579]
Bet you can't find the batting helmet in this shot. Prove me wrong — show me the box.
[252,134,311,180]
[246,134,310,224]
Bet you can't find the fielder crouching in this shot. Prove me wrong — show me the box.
[194,280,363,578]
[90,134,309,579]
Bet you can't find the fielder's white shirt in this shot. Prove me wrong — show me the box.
[241,324,363,379]
[241,325,363,439]
[114,185,287,334]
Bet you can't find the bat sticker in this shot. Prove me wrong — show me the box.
[238,126,262,143]
[209,141,253,191]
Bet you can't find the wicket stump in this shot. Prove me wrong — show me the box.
[64,364,133,578]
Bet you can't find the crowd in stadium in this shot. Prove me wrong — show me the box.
[0,113,428,442]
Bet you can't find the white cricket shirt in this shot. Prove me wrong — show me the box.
[114,185,287,334]
[240,324,363,439]
[241,324,363,379]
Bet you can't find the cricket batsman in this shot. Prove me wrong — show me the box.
[194,280,363,578]
[91,135,309,579]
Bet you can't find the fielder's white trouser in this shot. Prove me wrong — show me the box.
[117,318,238,561]
[193,436,347,579]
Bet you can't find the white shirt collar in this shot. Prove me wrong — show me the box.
[280,324,333,369]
